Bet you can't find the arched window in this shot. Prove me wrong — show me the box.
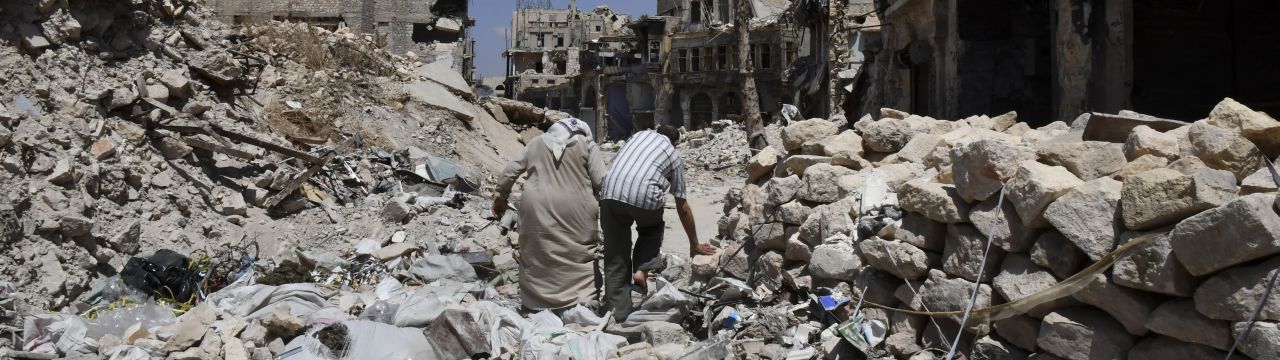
[689,93,713,130]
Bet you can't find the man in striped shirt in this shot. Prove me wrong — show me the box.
[599,125,718,322]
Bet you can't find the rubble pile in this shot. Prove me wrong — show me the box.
[710,100,1280,359]
[0,0,553,357]
[678,120,752,173]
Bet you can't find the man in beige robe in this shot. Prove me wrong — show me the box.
[493,118,606,310]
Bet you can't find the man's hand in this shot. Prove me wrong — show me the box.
[491,197,508,219]
[691,243,718,257]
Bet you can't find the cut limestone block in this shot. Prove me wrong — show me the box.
[1007,161,1082,229]
[1126,335,1227,360]
[1145,299,1231,350]
[1072,273,1160,336]
[969,196,1035,252]
[1120,168,1237,231]
[1193,256,1280,322]
[1112,229,1197,297]
[943,224,1006,283]
[1169,193,1280,276]
[900,179,971,224]
[1029,231,1086,280]
[1036,308,1135,360]
[1036,141,1127,180]
[1187,121,1263,182]
[951,139,1038,202]
[1043,177,1123,261]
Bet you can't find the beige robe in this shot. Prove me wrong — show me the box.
[496,134,606,310]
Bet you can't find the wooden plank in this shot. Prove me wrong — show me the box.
[182,136,257,160]
[212,127,323,163]
[264,152,336,208]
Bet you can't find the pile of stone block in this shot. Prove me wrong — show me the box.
[715,99,1280,359]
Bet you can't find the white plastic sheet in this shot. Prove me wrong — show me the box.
[279,320,435,360]
[409,254,478,283]
[560,304,604,327]
[392,286,462,327]
[210,283,335,320]
[469,301,531,356]
[521,311,627,360]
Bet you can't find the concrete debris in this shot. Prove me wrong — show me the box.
[1,0,1278,357]
[707,99,1280,359]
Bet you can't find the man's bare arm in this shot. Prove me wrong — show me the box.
[676,198,717,256]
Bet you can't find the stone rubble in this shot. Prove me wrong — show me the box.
[711,99,1280,359]
[0,0,1278,358]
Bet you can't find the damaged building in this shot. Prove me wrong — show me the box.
[833,0,1280,126]
[208,0,477,82]
[655,0,804,131]
[502,2,633,138]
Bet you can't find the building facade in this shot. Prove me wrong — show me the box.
[655,0,805,131]
[839,0,1280,126]
[503,3,633,139]
[208,0,476,82]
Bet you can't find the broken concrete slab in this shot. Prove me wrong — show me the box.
[972,335,1028,360]
[781,155,833,177]
[967,196,1034,253]
[809,240,861,282]
[799,164,856,203]
[1112,154,1169,180]
[746,146,782,183]
[892,212,946,252]
[426,309,490,359]
[404,80,474,121]
[994,315,1040,352]
[416,61,474,99]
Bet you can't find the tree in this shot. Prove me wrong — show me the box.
[736,0,766,150]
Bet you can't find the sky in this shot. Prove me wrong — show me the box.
[471,0,654,80]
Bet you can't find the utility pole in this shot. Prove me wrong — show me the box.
[736,0,765,149]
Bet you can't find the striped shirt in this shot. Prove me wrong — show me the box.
[601,130,687,210]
